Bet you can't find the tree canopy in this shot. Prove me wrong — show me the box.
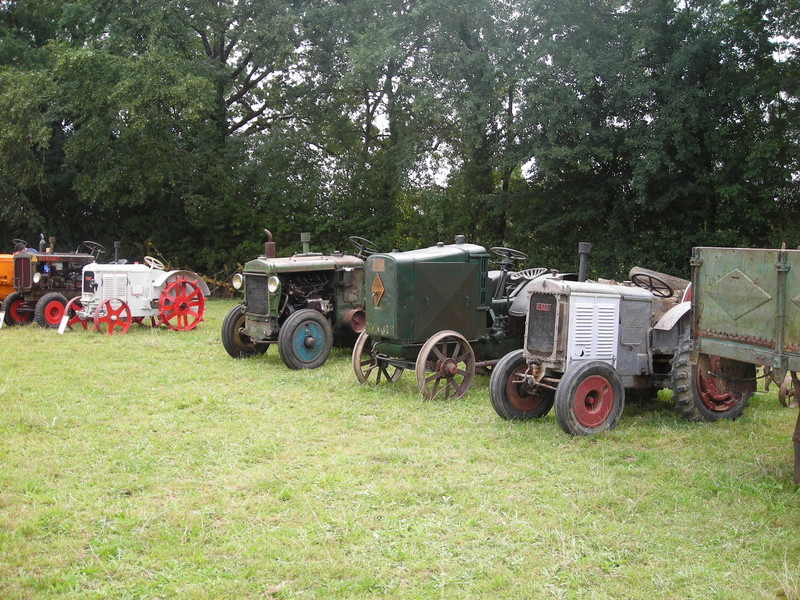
[1,0,797,279]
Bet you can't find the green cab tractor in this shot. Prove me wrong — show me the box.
[222,231,376,369]
[351,235,548,400]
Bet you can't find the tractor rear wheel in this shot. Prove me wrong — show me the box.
[2,292,33,326]
[554,361,625,435]
[415,330,476,400]
[35,292,67,328]
[277,309,333,369]
[670,327,754,421]
[352,331,404,384]
[221,303,269,358]
[489,349,554,420]
[158,277,205,331]
[94,299,132,335]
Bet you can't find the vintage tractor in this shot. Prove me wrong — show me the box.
[488,243,754,436]
[688,246,800,483]
[351,236,548,400]
[61,255,210,335]
[222,230,375,369]
[0,236,103,328]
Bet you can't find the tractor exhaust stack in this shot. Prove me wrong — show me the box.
[578,242,592,282]
[264,229,276,259]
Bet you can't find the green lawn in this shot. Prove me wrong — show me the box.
[1,299,798,599]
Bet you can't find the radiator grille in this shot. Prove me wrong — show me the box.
[245,274,270,315]
[526,293,557,356]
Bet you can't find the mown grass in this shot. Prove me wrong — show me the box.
[1,299,798,599]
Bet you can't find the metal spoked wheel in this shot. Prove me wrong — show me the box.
[158,277,205,331]
[414,330,476,400]
[63,297,89,330]
[94,299,132,335]
[352,331,404,384]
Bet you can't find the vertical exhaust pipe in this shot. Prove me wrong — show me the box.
[301,232,311,254]
[38,234,46,253]
[114,241,121,263]
[578,242,591,283]
[264,229,276,259]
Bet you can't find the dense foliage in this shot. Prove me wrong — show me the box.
[1,0,798,278]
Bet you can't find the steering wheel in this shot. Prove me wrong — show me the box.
[12,238,28,247]
[349,236,379,258]
[509,267,548,281]
[143,255,165,270]
[82,240,106,256]
[490,247,528,263]
[631,272,674,298]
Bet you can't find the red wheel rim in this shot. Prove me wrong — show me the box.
[64,297,88,330]
[8,298,32,323]
[507,363,547,412]
[42,299,65,326]
[696,355,738,412]
[572,374,615,428]
[158,277,205,331]
[93,299,131,335]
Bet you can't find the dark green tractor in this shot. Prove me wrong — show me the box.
[222,231,376,369]
[351,235,547,400]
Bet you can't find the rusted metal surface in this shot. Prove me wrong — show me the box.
[698,329,776,349]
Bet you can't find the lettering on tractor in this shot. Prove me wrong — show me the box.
[222,230,376,369]
[351,235,549,400]
[489,243,756,437]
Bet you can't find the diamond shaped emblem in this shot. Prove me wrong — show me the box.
[706,269,771,320]
[371,274,385,306]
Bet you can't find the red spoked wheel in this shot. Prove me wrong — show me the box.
[64,297,89,330]
[93,299,132,335]
[158,277,205,331]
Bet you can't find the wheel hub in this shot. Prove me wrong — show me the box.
[303,335,316,348]
[439,359,458,378]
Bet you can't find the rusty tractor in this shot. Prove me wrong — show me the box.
[222,231,374,369]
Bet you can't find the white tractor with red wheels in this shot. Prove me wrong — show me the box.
[60,256,210,335]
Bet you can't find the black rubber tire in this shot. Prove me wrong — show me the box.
[669,327,753,422]
[554,361,625,435]
[221,303,269,358]
[277,308,333,370]
[489,349,554,420]
[34,292,68,328]
[2,292,34,326]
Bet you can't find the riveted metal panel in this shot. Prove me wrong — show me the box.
[412,262,481,342]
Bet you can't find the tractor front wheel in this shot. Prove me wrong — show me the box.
[221,303,269,358]
[414,330,476,400]
[2,292,33,326]
[158,277,205,331]
[489,349,554,420]
[670,327,754,421]
[277,309,333,369]
[35,292,67,328]
[94,299,132,335]
[64,297,89,330]
[352,331,403,384]
[554,361,625,435]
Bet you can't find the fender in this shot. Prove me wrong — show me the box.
[153,270,211,296]
[654,301,690,331]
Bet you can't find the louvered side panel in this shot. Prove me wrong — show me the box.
[567,294,619,367]
[101,273,128,302]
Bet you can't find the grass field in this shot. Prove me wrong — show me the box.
[1,298,798,599]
